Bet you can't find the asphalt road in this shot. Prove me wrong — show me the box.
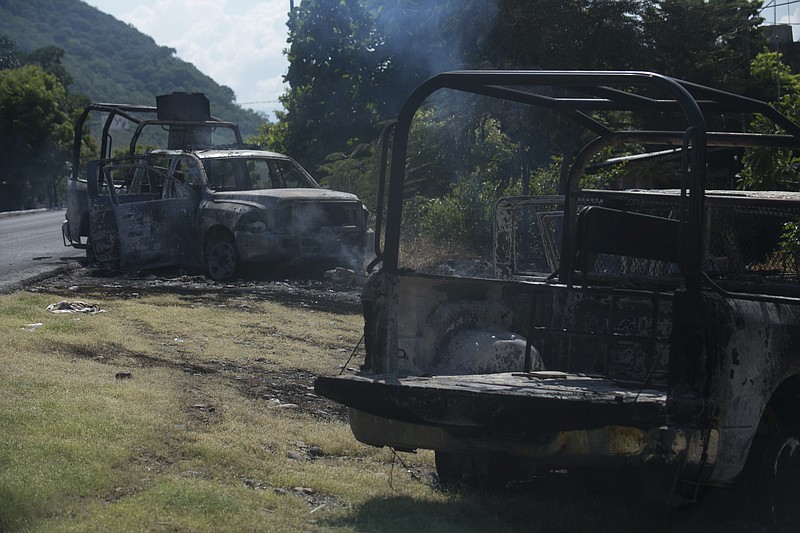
[0,209,84,293]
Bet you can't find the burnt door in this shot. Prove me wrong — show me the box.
[107,155,202,269]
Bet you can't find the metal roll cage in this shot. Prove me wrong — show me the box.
[374,70,800,290]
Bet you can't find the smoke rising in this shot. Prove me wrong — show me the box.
[371,1,501,114]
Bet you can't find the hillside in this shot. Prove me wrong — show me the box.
[0,0,266,137]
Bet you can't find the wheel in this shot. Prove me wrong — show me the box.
[205,235,238,281]
[746,432,800,527]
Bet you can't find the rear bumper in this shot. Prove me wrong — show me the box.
[315,372,717,477]
[62,219,86,249]
[346,409,716,472]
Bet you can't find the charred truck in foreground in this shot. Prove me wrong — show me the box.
[315,71,800,524]
[63,93,371,280]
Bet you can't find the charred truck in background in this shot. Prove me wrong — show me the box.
[63,93,371,280]
[315,71,800,525]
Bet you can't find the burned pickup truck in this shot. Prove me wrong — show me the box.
[315,71,800,524]
[63,93,371,279]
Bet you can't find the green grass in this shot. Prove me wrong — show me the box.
[0,290,756,532]
[0,291,437,532]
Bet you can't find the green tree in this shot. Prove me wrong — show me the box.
[738,92,800,190]
[749,51,800,102]
[0,0,265,138]
[318,142,380,207]
[640,0,764,94]
[738,52,800,191]
[281,0,382,169]
[248,120,289,154]
[277,0,772,253]
[0,64,72,210]
[486,0,644,70]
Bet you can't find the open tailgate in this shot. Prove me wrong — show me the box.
[315,372,667,434]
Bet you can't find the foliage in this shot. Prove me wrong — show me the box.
[486,0,645,70]
[280,0,382,170]
[0,64,72,210]
[277,0,771,256]
[778,221,800,273]
[279,0,767,179]
[640,0,764,95]
[247,121,289,155]
[401,111,524,252]
[739,50,800,192]
[22,45,72,86]
[749,51,800,102]
[403,174,522,253]
[739,92,800,190]
[318,142,381,208]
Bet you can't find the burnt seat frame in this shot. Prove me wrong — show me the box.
[569,206,681,287]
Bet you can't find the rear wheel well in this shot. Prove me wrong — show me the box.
[761,375,800,433]
[742,375,800,527]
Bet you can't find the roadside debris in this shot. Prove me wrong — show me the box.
[323,267,366,287]
[46,300,105,314]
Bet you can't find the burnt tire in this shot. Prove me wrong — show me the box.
[205,234,238,281]
[746,433,800,527]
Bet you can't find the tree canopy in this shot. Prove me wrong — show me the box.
[274,0,767,175]
[265,0,773,257]
[0,62,73,210]
[0,33,98,211]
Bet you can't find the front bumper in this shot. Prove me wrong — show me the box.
[236,226,367,264]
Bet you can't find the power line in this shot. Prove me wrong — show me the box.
[760,0,800,11]
[759,0,800,34]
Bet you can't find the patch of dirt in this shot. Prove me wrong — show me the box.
[243,478,349,513]
[237,368,348,422]
[32,266,362,424]
[29,264,364,315]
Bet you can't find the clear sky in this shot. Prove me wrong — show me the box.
[88,0,293,119]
